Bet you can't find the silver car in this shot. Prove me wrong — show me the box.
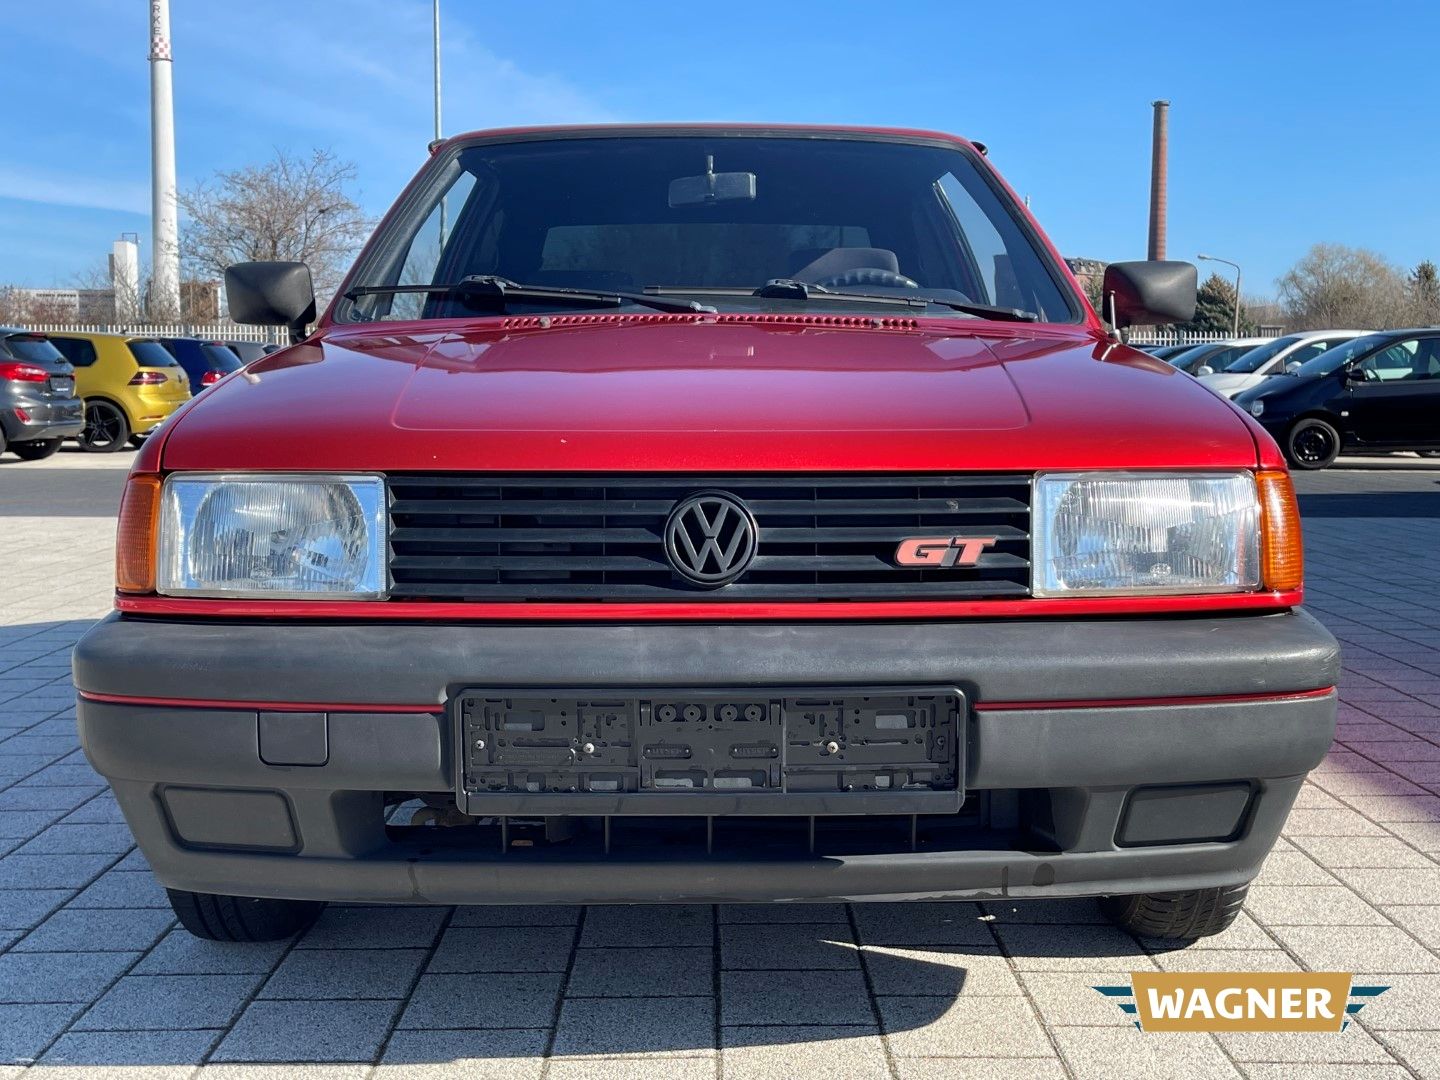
[1198,330,1372,399]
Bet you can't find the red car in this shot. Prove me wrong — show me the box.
[74,125,1337,944]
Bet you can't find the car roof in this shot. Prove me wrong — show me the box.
[43,331,137,342]
[439,123,979,153]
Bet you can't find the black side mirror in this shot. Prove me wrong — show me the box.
[1344,366,1366,382]
[225,262,317,345]
[1101,261,1197,329]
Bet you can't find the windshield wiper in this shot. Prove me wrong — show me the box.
[652,282,1038,322]
[344,275,716,315]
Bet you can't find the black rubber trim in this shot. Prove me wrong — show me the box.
[77,693,1335,803]
[73,609,1339,708]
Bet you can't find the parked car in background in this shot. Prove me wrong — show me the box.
[47,332,191,452]
[155,337,244,394]
[1165,337,1270,374]
[1198,330,1371,399]
[1236,329,1440,469]
[1136,344,1191,361]
[221,340,271,364]
[0,328,84,459]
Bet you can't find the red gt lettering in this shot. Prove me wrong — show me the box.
[894,536,998,568]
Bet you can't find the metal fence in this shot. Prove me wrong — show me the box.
[1126,328,1284,346]
[16,322,283,344]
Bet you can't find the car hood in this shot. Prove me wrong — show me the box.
[158,316,1262,472]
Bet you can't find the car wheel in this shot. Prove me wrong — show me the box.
[166,888,324,942]
[1100,884,1248,940]
[1285,417,1341,470]
[79,401,130,453]
[11,439,62,461]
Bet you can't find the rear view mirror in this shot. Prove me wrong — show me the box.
[1344,366,1367,382]
[1285,360,1303,373]
[1102,261,1197,329]
[1196,365,1215,377]
[669,155,757,208]
[225,262,317,344]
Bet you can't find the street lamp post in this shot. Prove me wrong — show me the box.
[1197,254,1242,337]
[432,0,442,144]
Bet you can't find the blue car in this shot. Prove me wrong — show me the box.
[155,338,243,394]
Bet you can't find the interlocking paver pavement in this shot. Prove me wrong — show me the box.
[4,450,1440,1076]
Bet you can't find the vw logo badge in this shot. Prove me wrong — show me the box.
[664,491,758,587]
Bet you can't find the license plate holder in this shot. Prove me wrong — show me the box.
[453,686,965,815]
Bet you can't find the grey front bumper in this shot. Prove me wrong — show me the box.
[74,609,1339,905]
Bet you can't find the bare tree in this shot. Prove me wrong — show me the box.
[1277,243,1409,330]
[178,149,372,306]
[1409,260,1440,326]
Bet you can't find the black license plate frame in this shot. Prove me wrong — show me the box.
[451,685,966,816]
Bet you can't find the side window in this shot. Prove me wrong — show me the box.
[1287,342,1329,365]
[935,173,1011,305]
[51,338,97,367]
[386,170,481,321]
[1359,339,1423,381]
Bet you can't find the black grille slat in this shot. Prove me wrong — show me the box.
[386,474,1032,602]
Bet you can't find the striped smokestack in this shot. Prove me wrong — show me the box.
[1147,100,1170,261]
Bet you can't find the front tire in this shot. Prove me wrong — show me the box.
[1100,884,1248,940]
[167,888,323,942]
[1285,417,1341,470]
[12,439,62,460]
[79,401,130,453]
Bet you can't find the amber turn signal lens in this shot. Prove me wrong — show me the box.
[116,473,162,594]
[1256,469,1303,592]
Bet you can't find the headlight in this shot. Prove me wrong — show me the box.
[1033,472,1260,597]
[1248,399,1264,418]
[157,474,386,598]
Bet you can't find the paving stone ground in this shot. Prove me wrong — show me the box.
[2,449,1439,1078]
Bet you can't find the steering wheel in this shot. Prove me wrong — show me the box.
[812,268,920,290]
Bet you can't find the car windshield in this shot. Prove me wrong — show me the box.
[201,344,243,372]
[127,340,180,367]
[337,134,1079,324]
[3,334,66,364]
[1290,333,1395,377]
[1167,344,1220,372]
[225,342,267,363]
[1223,336,1296,373]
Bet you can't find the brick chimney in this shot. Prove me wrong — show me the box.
[1148,100,1170,261]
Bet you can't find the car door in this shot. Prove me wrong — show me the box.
[1343,336,1440,445]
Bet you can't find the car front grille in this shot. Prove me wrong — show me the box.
[386,474,1032,601]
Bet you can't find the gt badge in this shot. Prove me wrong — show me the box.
[894,536,998,568]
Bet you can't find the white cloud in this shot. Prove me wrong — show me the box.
[0,166,149,216]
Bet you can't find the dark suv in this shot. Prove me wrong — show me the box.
[1235,328,1440,468]
[154,337,244,394]
[0,328,84,459]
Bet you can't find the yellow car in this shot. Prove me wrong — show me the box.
[47,332,191,451]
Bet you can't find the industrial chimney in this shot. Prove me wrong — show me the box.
[1147,100,1169,261]
[149,0,180,321]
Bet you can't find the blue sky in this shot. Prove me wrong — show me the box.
[3,0,1437,296]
